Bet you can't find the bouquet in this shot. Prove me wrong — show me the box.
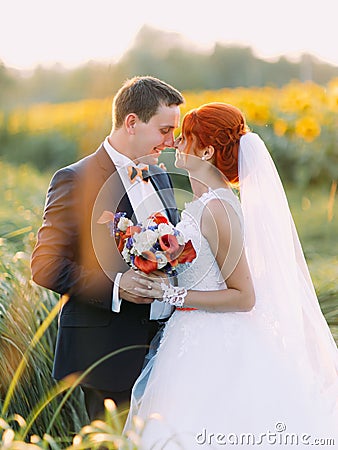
[98,211,196,275]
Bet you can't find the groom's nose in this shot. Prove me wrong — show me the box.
[164,132,175,148]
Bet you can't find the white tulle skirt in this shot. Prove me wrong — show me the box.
[125,309,338,449]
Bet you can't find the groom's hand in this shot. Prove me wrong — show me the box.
[119,269,155,304]
[132,271,170,299]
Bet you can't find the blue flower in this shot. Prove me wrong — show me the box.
[126,237,133,250]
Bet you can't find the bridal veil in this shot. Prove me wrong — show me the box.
[238,132,338,411]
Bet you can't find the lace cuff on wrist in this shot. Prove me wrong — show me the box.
[161,283,187,307]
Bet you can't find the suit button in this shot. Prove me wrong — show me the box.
[140,318,148,325]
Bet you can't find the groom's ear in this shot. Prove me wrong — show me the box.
[125,113,137,134]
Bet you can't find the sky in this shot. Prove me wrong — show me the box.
[1,0,337,71]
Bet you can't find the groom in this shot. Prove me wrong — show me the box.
[31,76,184,420]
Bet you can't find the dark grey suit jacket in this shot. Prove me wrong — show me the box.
[31,144,179,391]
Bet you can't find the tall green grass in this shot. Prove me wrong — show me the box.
[0,162,86,444]
[0,240,88,442]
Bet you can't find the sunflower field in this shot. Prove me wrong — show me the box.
[1,78,337,186]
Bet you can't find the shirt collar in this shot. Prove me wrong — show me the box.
[103,137,135,169]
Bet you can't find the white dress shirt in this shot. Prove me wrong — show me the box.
[103,137,173,320]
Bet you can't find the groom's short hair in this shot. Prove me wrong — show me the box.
[112,76,184,129]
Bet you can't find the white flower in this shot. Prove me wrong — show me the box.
[118,217,134,232]
[158,223,174,236]
[121,244,131,263]
[133,229,158,254]
[155,251,168,269]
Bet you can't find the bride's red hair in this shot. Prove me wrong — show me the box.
[181,102,249,183]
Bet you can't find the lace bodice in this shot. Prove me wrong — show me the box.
[176,188,243,292]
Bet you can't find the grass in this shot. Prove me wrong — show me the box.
[0,162,87,443]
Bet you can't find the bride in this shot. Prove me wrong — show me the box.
[124,103,338,449]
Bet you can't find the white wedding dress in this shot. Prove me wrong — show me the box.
[125,187,338,450]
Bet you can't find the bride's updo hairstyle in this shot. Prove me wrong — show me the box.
[181,102,249,183]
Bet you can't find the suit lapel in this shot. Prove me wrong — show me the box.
[91,146,131,275]
[95,145,134,219]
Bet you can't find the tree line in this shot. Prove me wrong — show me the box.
[1,26,337,109]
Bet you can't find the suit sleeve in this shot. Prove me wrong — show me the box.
[31,168,114,310]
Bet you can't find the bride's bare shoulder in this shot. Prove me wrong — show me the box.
[201,198,232,239]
